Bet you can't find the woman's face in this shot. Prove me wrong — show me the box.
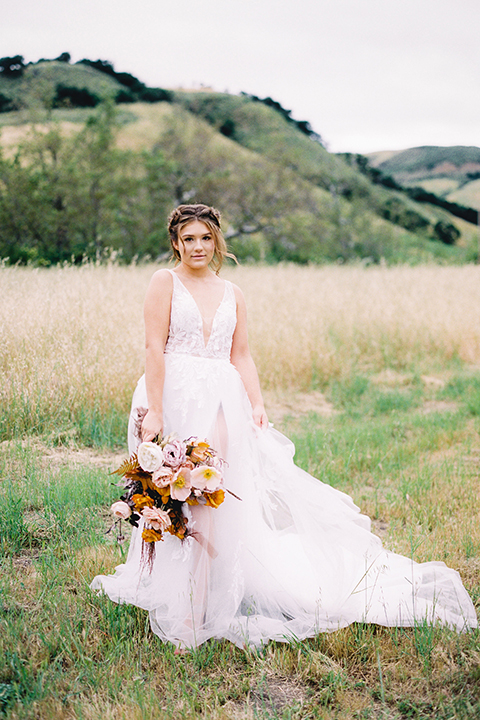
[174,220,216,269]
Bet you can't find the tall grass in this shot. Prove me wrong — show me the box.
[1,263,480,444]
[1,263,480,718]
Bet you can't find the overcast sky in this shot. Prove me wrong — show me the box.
[2,0,479,153]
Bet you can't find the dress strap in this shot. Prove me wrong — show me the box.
[167,269,184,295]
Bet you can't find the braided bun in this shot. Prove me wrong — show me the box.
[167,204,235,273]
[168,204,221,236]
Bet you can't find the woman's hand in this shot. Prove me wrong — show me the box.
[141,409,163,443]
[252,404,268,430]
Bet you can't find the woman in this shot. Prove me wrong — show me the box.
[92,204,477,649]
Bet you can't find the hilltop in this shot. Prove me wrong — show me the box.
[0,55,478,264]
[368,146,480,211]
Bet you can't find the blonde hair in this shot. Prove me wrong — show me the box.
[167,204,236,273]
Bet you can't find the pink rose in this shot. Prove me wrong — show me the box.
[111,501,132,519]
[163,440,187,469]
[142,506,172,531]
[152,465,174,488]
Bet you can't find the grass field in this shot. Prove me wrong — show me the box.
[1,263,479,718]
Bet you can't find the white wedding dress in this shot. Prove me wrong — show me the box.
[91,270,477,648]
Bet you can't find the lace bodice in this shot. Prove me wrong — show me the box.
[164,270,237,360]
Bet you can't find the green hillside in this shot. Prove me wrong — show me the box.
[0,60,123,110]
[368,146,480,211]
[0,56,478,265]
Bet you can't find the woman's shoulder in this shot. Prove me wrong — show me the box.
[144,268,174,306]
[229,281,244,298]
[228,281,246,309]
[149,267,174,289]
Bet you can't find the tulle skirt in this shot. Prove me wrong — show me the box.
[91,352,478,648]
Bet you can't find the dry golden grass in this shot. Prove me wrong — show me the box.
[1,258,480,717]
[0,262,147,439]
[235,264,480,388]
[2,262,480,441]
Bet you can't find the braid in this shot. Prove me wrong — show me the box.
[167,204,235,273]
[168,204,221,238]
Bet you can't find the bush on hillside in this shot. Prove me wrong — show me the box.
[433,221,460,245]
[77,58,172,104]
[137,87,173,103]
[0,93,13,112]
[380,197,430,234]
[0,55,25,78]
[115,89,136,104]
[406,186,478,225]
[340,153,402,190]
[53,84,100,108]
[242,92,323,143]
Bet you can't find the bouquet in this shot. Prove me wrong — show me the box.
[109,433,229,562]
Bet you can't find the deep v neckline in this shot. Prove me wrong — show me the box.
[172,271,227,349]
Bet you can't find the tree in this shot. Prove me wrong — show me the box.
[54,85,100,108]
[0,55,25,78]
[0,93,13,113]
[0,104,146,263]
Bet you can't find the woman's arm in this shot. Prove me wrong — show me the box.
[141,269,173,442]
[230,285,268,430]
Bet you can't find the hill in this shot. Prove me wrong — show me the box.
[0,59,123,111]
[368,145,480,211]
[0,55,478,264]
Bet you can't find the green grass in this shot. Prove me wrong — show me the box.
[1,371,479,718]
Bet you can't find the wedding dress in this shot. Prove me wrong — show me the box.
[91,270,477,648]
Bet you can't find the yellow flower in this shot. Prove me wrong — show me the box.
[142,527,164,543]
[132,493,154,511]
[157,486,171,502]
[205,488,225,509]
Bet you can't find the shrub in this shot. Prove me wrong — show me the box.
[433,221,460,245]
[0,55,25,78]
[0,92,13,113]
[53,84,100,108]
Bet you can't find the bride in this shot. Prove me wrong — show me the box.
[92,204,478,649]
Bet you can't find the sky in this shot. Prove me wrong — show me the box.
[2,0,479,154]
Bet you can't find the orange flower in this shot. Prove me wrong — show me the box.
[189,441,211,463]
[132,493,154,511]
[185,496,199,506]
[142,527,164,543]
[205,488,225,509]
[166,524,186,539]
[157,486,171,502]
